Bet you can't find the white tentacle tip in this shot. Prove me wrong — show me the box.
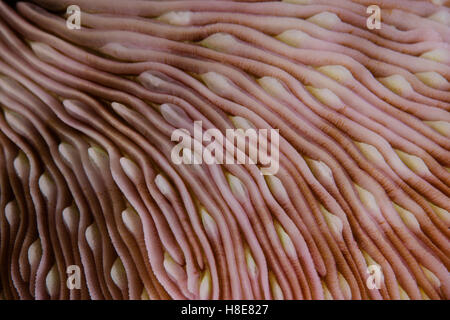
[338,273,352,300]
[29,42,55,62]
[265,175,289,201]
[111,258,127,290]
[226,173,247,202]
[398,285,410,300]
[415,72,448,89]
[307,12,341,29]
[141,288,150,300]
[5,200,19,226]
[200,33,236,52]
[230,116,255,130]
[393,203,421,233]
[200,207,219,240]
[424,121,450,137]
[395,149,431,176]
[378,74,413,96]
[38,173,55,200]
[420,48,449,63]
[120,157,142,182]
[355,184,383,218]
[154,173,173,197]
[157,11,192,26]
[28,239,42,267]
[354,141,385,165]
[45,265,60,297]
[431,0,446,5]
[122,207,142,234]
[13,151,29,179]
[88,146,109,170]
[307,86,345,109]
[317,65,353,82]
[62,205,79,232]
[58,142,77,165]
[4,110,29,136]
[428,10,449,25]
[320,205,343,237]
[200,72,232,96]
[421,266,441,288]
[199,269,211,300]
[163,252,187,283]
[160,103,192,127]
[428,202,450,226]
[138,72,165,89]
[85,223,100,251]
[276,29,311,47]
[305,157,335,185]
[269,272,284,300]
[257,76,290,97]
[322,281,333,300]
[274,221,297,259]
[244,247,258,277]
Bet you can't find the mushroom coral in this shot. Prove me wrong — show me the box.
[0,0,449,300]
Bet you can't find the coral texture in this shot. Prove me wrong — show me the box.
[0,0,449,300]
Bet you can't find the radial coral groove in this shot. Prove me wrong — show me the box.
[0,0,449,300]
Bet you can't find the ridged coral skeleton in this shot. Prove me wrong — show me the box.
[0,0,449,300]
